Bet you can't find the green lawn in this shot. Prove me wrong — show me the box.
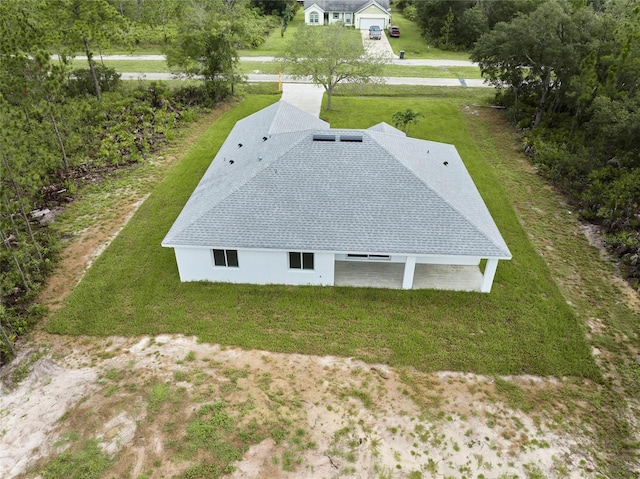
[387,11,470,60]
[45,92,597,380]
[384,65,481,78]
[102,60,170,73]
[238,8,305,57]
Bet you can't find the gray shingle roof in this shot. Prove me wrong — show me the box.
[367,122,405,136]
[303,0,390,13]
[162,101,511,259]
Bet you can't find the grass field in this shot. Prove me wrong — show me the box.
[44,90,598,380]
[386,11,470,60]
[238,8,305,57]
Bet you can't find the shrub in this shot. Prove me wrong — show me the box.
[65,65,121,97]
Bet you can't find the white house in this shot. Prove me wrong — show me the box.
[162,101,512,293]
[303,0,391,29]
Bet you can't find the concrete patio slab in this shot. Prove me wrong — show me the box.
[334,261,484,292]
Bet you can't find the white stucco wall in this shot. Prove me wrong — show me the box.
[172,247,335,286]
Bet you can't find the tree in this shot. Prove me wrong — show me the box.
[166,0,272,100]
[279,24,388,111]
[391,109,424,134]
[46,0,130,101]
[415,0,474,48]
[471,0,598,128]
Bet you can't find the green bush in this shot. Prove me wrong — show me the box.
[65,64,121,97]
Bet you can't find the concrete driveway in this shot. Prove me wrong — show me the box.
[281,83,324,117]
[360,29,394,58]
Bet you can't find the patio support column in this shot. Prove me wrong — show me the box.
[481,259,499,293]
[402,256,416,289]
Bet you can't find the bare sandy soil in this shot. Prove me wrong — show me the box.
[1,334,598,479]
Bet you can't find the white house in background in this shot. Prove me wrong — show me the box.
[162,101,512,293]
[303,0,391,29]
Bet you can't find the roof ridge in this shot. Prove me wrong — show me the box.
[367,132,510,257]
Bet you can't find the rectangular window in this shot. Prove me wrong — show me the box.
[289,252,314,270]
[333,12,339,19]
[345,13,351,24]
[213,249,239,267]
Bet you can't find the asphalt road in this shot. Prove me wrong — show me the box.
[57,54,486,87]
[120,72,488,87]
[54,54,477,67]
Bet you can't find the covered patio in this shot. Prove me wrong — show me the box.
[333,261,486,292]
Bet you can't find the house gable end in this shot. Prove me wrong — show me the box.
[355,1,390,15]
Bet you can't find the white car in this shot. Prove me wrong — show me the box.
[368,25,382,40]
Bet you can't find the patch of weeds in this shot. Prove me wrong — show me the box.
[407,472,422,479]
[281,450,295,472]
[185,351,196,362]
[523,462,545,479]
[257,371,272,390]
[494,377,534,413]
[103,385,118,397]
[102,368,119,381]
[147,382,171,415]
[52,431,81,449]
[10,350,45,386]
[178,462,222,478]
[190,370,208,386]
[187,402,234,446]
[374,464,393,479]
[173,370,187,382]
[342,465,357,474]
[238,420,266,443]
[271,426,289,445]
[344,387,373,408]
[38,438,111,479]
[224,366,249,383]
[221,367,249,392]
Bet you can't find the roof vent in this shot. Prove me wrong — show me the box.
[340,135,363,142]
[312,134,336,142]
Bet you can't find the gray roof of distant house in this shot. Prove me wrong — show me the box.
[162,101,511,259]
[303,0,390,13]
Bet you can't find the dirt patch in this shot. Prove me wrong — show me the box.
[1,335,599,478]
[36,105,232,314]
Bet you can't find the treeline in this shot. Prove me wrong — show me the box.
[396,0,548,50]
[0,0,296,364]
[397,0,640,290]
